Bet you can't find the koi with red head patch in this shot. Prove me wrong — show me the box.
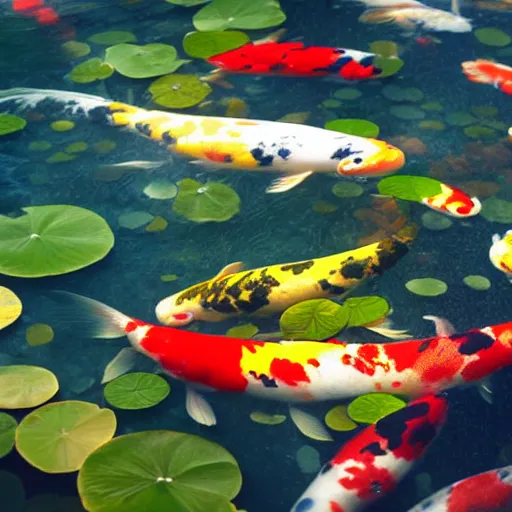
[408,465,512,511]
[291,394,447,512]
[12,0,59,25]
[422,183,481,218]
[462,60,512,96]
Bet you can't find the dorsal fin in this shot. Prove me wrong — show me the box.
[211,262,246,282]
[451,0,460,15]
[254,28,288,45]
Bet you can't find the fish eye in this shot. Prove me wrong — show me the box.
[353,157,363,164]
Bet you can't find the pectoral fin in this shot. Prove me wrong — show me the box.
[266,171,313,194]
[451,0,461,15]
[289,406,333,442]
[212,262,246,281]
[422,315,456,336]
[200,69,234,89]
[476,376,493,405]
[101,347,139,384]
[185,386,217,426]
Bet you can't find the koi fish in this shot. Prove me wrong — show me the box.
[204,29,388,88]
[291,394,447,512]
[421,183,481,218]
[0,88,405,193]
[155,225,417,327]
[489,230,512,282]
[407,465,512,511]
[462,60,512,96]
[12,0,60,25]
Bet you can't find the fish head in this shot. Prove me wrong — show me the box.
[336,139,405,177]
[206,43,252,70]
[490,234,512,274]
[155,293,198,326]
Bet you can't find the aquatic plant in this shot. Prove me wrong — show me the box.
[88,31,137,45]
[324,405,357,432]
[226,323,259,338]
[463,275,491,290]
[347,393,407,424]
[149,74,212,108]
[69,58,114,84]
[405,278,448,297]
[474,27,511,46]
[25,323,54,346]
[0,113,26,135]
[378,175,442,202]
[0,414,17,459]
[0,287,22,330]
[182,30,250,59]
[250,412,287,425]
[324,118,379,137]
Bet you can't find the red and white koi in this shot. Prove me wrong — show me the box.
[489,230,512,282]
[12,0,59,25]
[421,183,481,218]
[0,88,405,193]
[407,465,512,511]
[462,60,512,96]
[291,394,447,512]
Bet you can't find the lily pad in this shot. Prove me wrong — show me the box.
[160,273,179,282]
[16,401,116,473]
[0,365,59,409]
[94,140,117,153]
[463,125,497,141]
[104,373,170,410]
[324,405,357,432]
[143,179,178,199]
[333,88,362,100]
[321,99,342,109]
[463,275,491,291]
[172,178,241,223]
[249,411,286,425]
[77,430,242,512]
[280,298,350,341]
[0,205,115,278]
[0,287,22,330]
[389,105,425,120]
[88,31,137,45]
[347,393,407,424]
[26,324,54,346]
[325,118,379,138]
[46,152,76,163]
[183,30,250,59]
[118,211,154,229]
[471,105,498,118]
[370,40,399,58]
[149,74,212,109]
[28,140,52,151]
[344,296,390,327]
[50,120,75,132]
[420,101,444,112]
[193,0,286,31]
[105,44,189,79]
[382,85,424,102]
[421,211,453,231]
[65,141,88,153]
[445,112,477,127]
[331,182,364,198]
[405,278,448,297]
[372,56,404,78]
[481,197,512,223]
[0,413,17,458]
[61,40,91,59]
[474,27,511,47]
[418,120,445,131]
[226,323,259,338]
[0,114,26,136]
[378,175,443,203]
[296,445,321,474]
[312,200,338,214]
[145,216,169,233]
[69,58,114,84]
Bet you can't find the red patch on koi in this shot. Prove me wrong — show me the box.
[461,336,512,382]
[269,358,310,386]
[307,358,320,368]
[339,463,396,500]
[173,313,191,321]
[329,502,345,512]
[125,320,140,333]
[392,381,401,388]
[204,149,230,163]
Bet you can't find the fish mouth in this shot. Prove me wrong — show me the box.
[155,298,194,326]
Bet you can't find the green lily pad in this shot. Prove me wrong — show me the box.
[0,413,17,458]
[118,211,154,229]
[296,445,321,474]
[143,179,178,200]
[105,44,189,79]
[94,140,117,153]
[347,393,407,424]
[0,287,22,331]
[389,105,425,120]
[370,40,399,58]
[325,118,379,137]
[26,323,54,346]
[149,74,212,109]
[249,411,286,425]
[373,56,404,78]
[405,278,448,297]
[0,471,25,512]
[378,175,443,203]
[50,120,75,132]
[69,58,114,84]
[0,205,115,278]
[0,114,26,136]
[77,430,242,512]
[420,101,444,112]
[28,140,52,151]
[382,85,424,102]
[280,298,350,341]
[46,152,76,163]
[343,296,390,327]
[226,323,259,338]
[321,99,342,109]
[471,106,498,118]
[418,120,445,131]
[16,401,117,474]
[88,31,137,45]
[324,405,357,432]
[445,111,477,127]
[331,182,364,198]
[312,200,338,214]
[481,197,512,223]
[183,30,250,59]
[172,178,241,223]
[333,88,362,100]
[104,373,170,410]
[463,125,497,141]
[61,40,91,59]
[474,27,511,47]
[463,275,491,291]
[65,141,88,153]
[193,0,286,31]
[421,211,453,231]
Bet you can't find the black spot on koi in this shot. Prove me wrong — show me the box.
[280,261,314,275]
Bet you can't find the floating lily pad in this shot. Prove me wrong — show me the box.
[347,393,407,424]
[331,182,364,198]
[160,273,179,282]
[370,40,398,58]
[277,112,310,124]
[118,211,154,229]
[16,401,116,473]
[312,200,338,214]
[143,179,178,199]
[145,216,169,233]
[88,31,137,45]
[420,101,444,112]
[333,88,362,100]
[193,0,286,31]
[280,298,349,341]
[321,99,341,109]
[389,105,425,120]
[382,85,424,102]
[463,125,497,140]
[104,373,170,410]
[421,211,453,231]
[445,112,477,127]
[418,120,445,131]
[463,275,491,290]
[0,205,115,278]
[0,287,22,330]
[61,40,91,59]
[0,471,25,512]
[474,27,511,47]
[94,140,117,153]
[28,140,52,151]
[373,56,404,78]
[226,323,259,338]
[69,58,114,84]
[324,405,357,432]
[378,175,443,203]
[405,278,448,297]
[481,197,512,223]
[0,413,17,459]
[105,44,189,79]
[46,152,76,163]
[296,445,321,474]
[0,114,26,136]
[183,30,250,59]
[344,296,390,327]
[249,411,286,425]
[77,430,242,512]
[172,178,241,223]
[0,365,59,409]
[471,105,498,118]
[325,118,379,137]
[26,324,54,346]
[50,120,75,132]
[149,74,212,109]
[65,141,88,153]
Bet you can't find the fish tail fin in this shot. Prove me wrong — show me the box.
[461,60,495,84]
[200,70,234,89]
[359,8,397,24]
[498,80,512,95]
[392,222,419,247]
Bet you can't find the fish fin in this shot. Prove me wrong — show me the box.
[359,8,397,24]
[364,325,412,340]
[422,315,456,337]
[212,262,246,281]
[266,171,313,194]
[476,376,493,405]
[186,386,217,426]
[289,406,334,442]
[254,28,288,44]
[200,70,234,89]
[188,159,234,171]
[451,0,461,15]
[101,347,139,384]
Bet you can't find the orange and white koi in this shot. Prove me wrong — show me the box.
[291,394,447,512]
[489,230,512,282]
[0,88,405,193]
[408,465,512,511]
[462,59,512,96]
[421,183,481,218]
